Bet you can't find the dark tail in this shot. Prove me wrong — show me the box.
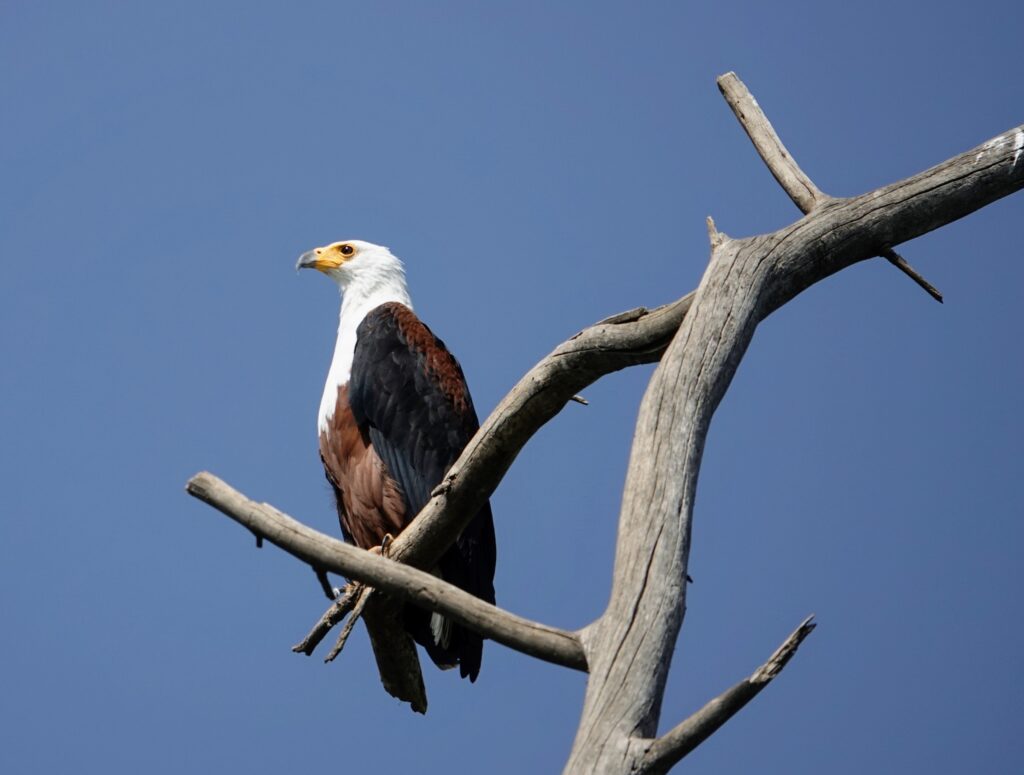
[404,503,496,682]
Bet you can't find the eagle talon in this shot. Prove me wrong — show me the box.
[370,533,395,559]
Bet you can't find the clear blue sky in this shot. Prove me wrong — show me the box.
[2,2,1021,773]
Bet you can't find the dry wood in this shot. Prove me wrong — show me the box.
[381,292,696,573]
[881,247,944,302]
[718,71,943,303]
[718,71,826,211]
[562,82,1023,773]
[324,584,371,662]
[290,291,699,706]
[639,617,816,774]
[292,582,359,655]
[186,472,587,672]
[186,71,1024,773]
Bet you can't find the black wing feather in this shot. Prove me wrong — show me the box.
[348,303,496,680]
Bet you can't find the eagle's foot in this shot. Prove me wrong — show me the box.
[370,533,395,559]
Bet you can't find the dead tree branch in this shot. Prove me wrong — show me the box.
[563,75,1023,771]
[880,247,944,302]
[186,472,587,672]
[324,584,371,661]
[186,70,1023,772]
[191,291,696,711]
[292,582,360,655]
[384,291,694,572]
[639,616,817,774]
[718,72,826,211]
[718,71,943,302]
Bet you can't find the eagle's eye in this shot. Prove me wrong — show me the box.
[339,244,355,257]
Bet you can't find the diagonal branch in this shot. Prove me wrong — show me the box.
[189,287,697,709]
[718,71,826,212]
[880,247,944,303]
[186,471,587,672]
[325,585,372,661]
[566,84,1023,769]
[185,68,1023,765]
[385,292,695,572]
[292,582,360,655]
[719,70,942,303]
[638,616,816,775]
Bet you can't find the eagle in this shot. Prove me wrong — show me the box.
[297,239,496,681]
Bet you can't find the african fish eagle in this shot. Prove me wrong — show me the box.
[297,239,496,681]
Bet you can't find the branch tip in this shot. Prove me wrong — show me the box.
[706,216,723,248]
[717,71,825,213]
[186,473,587,672]
[639,614,816,772]
[325,586,372,662]
[881,248,944,303]
[292,582,361,655]
[751,614,816,684]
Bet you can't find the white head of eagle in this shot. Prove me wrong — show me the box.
[296,238,496,683]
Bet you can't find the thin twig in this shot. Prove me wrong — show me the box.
[639,616,816,774]
[325,585,373,662]
[882,248,944,303]
[719,71,943,303]
[292,582,360,655]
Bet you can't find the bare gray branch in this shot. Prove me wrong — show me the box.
[186,472,587,672]
[564,78,1022,771]
[639,617,816,774]
[717,71,826,211]
[719,71,944,303]
[185,70,1023,772]
[292,582,359,655]
[881,248,944,302]
[385,290,695,573]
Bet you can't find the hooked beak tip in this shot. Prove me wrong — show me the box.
[296,250,318,272]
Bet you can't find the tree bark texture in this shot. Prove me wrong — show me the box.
[563,82,1023,772]
[187,73,1023,773]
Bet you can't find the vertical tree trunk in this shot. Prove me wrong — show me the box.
[566,231,765,772]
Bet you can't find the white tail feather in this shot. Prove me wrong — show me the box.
[431,610,453,649]
[428,567,454,658]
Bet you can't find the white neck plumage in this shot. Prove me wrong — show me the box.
[318,273,413,433]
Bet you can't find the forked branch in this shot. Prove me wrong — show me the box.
[185,68,1024,772]
[564,77,1023,771]
[189,290,700,688]
[718,71,942,302]
[292,582,360,655]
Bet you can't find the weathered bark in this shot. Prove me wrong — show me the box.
[563,76,1023,772]
[186,72,1024,773]
[187,472,587,671]
[639,616,817,774]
